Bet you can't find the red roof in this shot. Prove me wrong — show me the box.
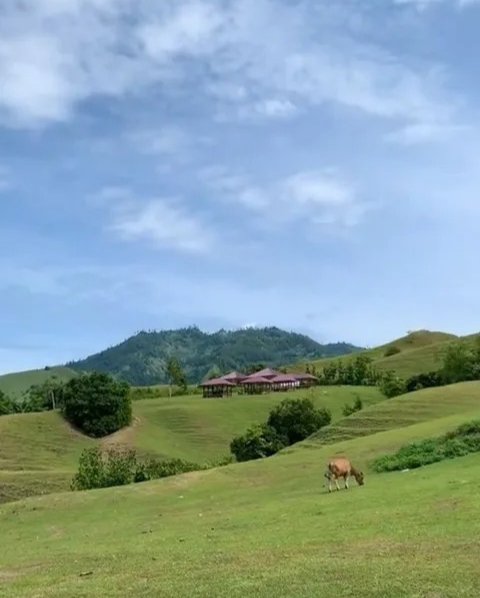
[293,373,318,380]
[240,375,273,385]
[245,368,280,379]
[200,377,235,387]
[222,371,246,382]
[270,374,298,383]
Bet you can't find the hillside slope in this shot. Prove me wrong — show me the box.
[68,326,362,385]
[0,386,381,503]
[1,409,480,596]
[304,380,480,446]
[0,367,77,400]
[293,329,476,379]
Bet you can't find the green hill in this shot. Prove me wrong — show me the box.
[68,326,362,385]
[1,393,480,596]
[294,329,479,379]
[303,380,480,446]
[0,386,381,503]
[0,367,78,400]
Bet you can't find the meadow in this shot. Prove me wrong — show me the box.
[0,385,382,503]
[2,347,480,596]
[1,402,480,597]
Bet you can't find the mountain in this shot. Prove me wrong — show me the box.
[68,326,362,386]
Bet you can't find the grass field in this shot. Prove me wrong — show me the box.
[292,329,480,379]
[0,386,382,503]
[0,367,77,400]
[1,406,480,597]
[309,381,480,445]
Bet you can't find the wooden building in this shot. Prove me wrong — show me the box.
[200,377,235,398]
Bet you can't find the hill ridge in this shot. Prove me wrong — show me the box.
[68,326,362,386]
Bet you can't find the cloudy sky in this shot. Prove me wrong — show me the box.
[1,0,480,372]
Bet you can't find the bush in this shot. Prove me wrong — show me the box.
[62,372,132,437]
[230,424,287,462]
[342,395,363,417]
[372,419,480,472]
[0,391,19,416]
[379,371,406,398]
[72,448,202,490]
[384,345,401,357]
[267,398,331,445]
[405,371,444,393]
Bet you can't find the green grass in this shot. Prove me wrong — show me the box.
[0,367,77,400]
[309,380,480,445]
[291,329,471,379]
[1,410,480,597]
[0,386,382,502]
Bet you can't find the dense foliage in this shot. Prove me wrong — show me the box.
[372,420,480,472]
[0,390,18,415]
[68,326,362,385]
[230,398,332,462]
[405,371,444,393]
[62,372,132,437]
[310,355,381,386]
[0,378,66,416]
[378,370,407,398]
[441,341,480,384]
[71,447,204,490]
[230,424,288,462]
[267,398,332,445]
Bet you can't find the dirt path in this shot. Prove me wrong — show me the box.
[100,417,142,450]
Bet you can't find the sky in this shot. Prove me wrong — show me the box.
[1,0,480,373]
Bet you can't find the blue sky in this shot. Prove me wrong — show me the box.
[1,0,480,373]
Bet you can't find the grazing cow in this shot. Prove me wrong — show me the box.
[324,458,364,492]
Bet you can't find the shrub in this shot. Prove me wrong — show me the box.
[230,424,287,462]
[384,345,401,357]
[267,398,331,445]
[372,419,480,472]
[342,395,363,417]
[62,372,132,437]
[72,448,202,490]
[379,371,406,398]
[405,371,444,393]
[0,391,19,416]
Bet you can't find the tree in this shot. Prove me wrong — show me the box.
[230,424,287,462]
[405,371,444,393]
[379,371,406,398]
[21,376,65,412]
[441,343,480,384]
[0,390,18,416]
[166,357,187,396]
[267,398,332,445]
[204,365,222,381]
[62,372,132,438]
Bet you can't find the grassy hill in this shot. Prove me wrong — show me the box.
[1,394,480,596]
[69,326,362,385]
[0,386,382,503]
[303,380,480,445]
[293,329,480,379]
[0,367,77,400]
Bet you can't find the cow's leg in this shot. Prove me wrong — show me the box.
[335,477,340,491]
[344,474,349,490]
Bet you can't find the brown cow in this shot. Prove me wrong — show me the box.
[324,457,364,492]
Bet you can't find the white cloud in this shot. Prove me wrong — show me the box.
[0,0,461,135]
[202,167,369,229]
[386,122,468,145]
[106,195,214,254]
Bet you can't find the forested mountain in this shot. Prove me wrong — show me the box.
[68,326,362,386]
